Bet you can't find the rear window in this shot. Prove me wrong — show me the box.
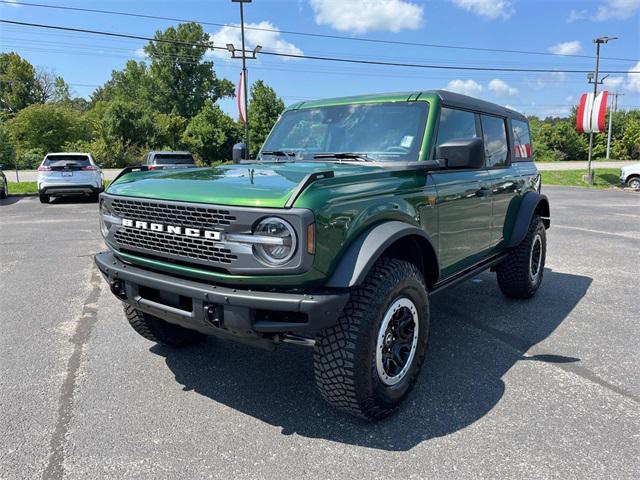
[44,155,90,166]
[153,154,194,165]
[512,119,533,160]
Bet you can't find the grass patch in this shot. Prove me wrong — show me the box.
[541,169,620,189]
[8,181,38,194]
[8,180,112,195]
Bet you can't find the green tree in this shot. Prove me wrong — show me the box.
[0,52,39,113]
[149,112,188,149]
[6,103,89,156]
[182,99,241,162]
[247,80,285,156]
[145,23,234,117]
[91,60,153,106]
[97,99,155,146]
[0,121,16,168]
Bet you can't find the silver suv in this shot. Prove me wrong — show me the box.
[37,153,104,203]
[142,151,196,170]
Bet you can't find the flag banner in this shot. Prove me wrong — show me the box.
[238,71,246,125]
[576,91,608,133]
[591,91,609,133]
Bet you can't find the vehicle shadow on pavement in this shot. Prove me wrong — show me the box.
[151,268,591,451]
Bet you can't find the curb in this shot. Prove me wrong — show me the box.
[8,193,38,197]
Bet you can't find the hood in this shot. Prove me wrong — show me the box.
[106,162,382,208]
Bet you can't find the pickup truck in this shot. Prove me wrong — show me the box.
[96,90,550,420]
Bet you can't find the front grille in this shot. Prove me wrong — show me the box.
[114,228,238,264]
[112,198,237,229]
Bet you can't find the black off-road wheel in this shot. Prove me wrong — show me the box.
[313,258,430,420]
[496,215,547,299]
[39,192,50,204]
[123,304,206,347]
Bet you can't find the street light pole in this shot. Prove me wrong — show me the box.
[586,36,617,184]
[229,0,259,159]
[606,92,623,160]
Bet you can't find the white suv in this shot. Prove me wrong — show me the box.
[620,163,640,189]
[37,153,104,203]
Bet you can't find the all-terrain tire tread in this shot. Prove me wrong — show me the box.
[313,258,428,420]
[496,215,546,299]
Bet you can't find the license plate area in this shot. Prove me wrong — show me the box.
[61,171,73,177]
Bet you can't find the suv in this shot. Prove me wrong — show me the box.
[620,163,640,189]
[142,151,196,170]
[37,153,103,203]
[96,91,550,420]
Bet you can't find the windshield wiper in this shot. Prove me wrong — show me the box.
[260,150,295,161]
[313,152,374,162]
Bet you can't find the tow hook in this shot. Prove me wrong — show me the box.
[204,304,223,327]
[110,279,127,300]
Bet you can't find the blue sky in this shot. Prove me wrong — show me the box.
[1,0,639,118]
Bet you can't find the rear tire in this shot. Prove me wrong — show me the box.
[0,180,7,199]
[313,258,430,420]
[39,193,50,204]
[123,304,206,347]
[496,215,546,299]
[627,177,640,189]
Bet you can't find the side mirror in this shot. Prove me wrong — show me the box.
[436,137,484,169]
[232,143,248,164]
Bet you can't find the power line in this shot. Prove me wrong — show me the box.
[2,0,638,63]
[1,19,638,75]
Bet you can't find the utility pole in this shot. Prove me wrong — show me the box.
[586,36,617,184]
[606,92,623,160]
[227,0,260,159]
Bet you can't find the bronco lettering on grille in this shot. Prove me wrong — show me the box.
[122,218,221,241]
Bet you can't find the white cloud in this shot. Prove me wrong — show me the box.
[134,48,148,59]
[567,9,589,22]
[488,78,519,96]
[594,0,640,20]
[446,79,483,96]
[209,21,303,60]
[565,95,575,102]
[628,61,640,92]
[548,41,582,56]
[450,0,514,19]
[309,0,423,33]
[604,76,625,89]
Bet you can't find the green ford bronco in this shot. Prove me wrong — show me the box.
[96,90,550,420]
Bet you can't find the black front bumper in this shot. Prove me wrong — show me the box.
[95,251,349,342]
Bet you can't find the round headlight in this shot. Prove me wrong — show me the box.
[253,217,297,266]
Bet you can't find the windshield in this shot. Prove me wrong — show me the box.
[153,154,194,165]
[261,101,428,161]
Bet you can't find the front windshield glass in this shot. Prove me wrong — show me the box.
[261,101,429,161]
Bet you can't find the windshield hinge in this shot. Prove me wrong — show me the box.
[284,170,335,208]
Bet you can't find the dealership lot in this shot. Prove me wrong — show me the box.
[1,187,639,479]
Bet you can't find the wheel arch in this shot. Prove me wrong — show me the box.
[504,192,550,248]
[326,221,440,289]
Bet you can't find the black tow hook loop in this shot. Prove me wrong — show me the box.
[205,304,223,327]
[110,279,127,300]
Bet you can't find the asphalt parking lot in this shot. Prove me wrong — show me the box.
[1,187,639,479]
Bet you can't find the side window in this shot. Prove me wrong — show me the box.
[481,115,509,168]
[512,119,533,159]
[436,108,478,147]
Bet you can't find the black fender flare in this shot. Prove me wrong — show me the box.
[504,192,550,248]
[326,221,439,288]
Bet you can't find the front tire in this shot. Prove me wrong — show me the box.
[313,258,430,420]
[627,177,640,189]
[123,305,206,347]
[39,192,50,204]
[0,180,7,199]
[496,215,547,299]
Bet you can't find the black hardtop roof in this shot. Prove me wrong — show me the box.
[434,90,528,121]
